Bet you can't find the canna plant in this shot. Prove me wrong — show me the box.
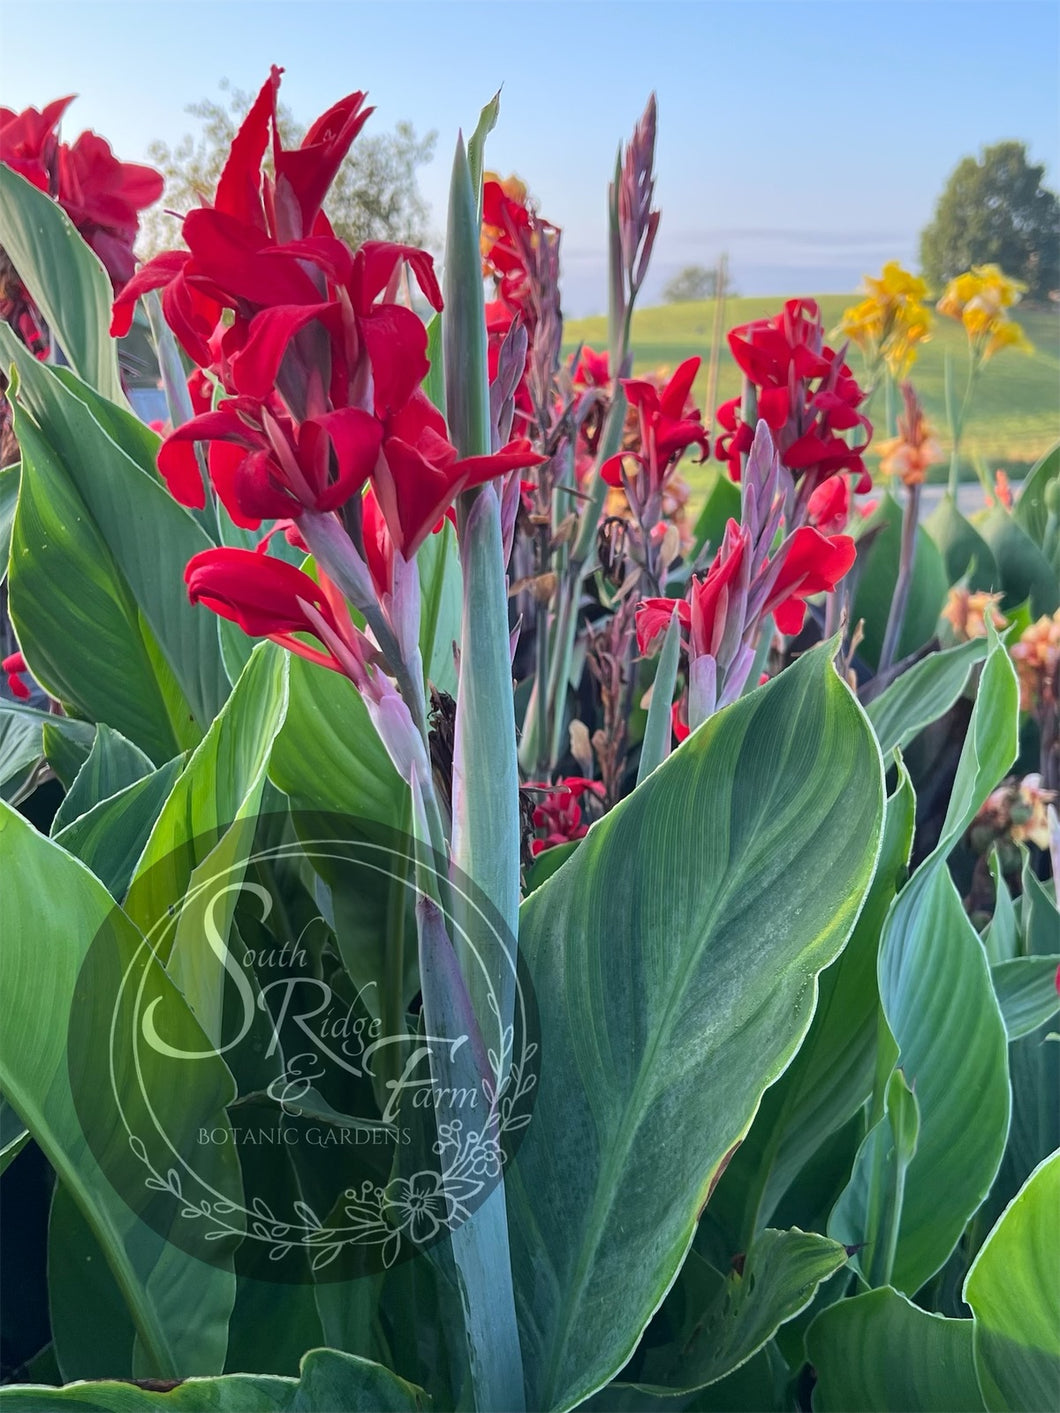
[0,70,1058,1413]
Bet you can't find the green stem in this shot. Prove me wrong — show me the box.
[441,129,525,1413]
[947,353,980,498]
[878,482,921,672]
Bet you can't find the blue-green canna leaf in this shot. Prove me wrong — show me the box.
[0,1347,429,1412]
[3,334,230,732]
[637,604,683,784]
[0,164,125,403]
[636,1228,849,1395]
[865,637,988,757]
[832,624,1018,1295]
[510,643,885,1412]
[991,956,1060,1040]
[0,802,241,1378]
[50,724,156,835]
[714,763,915,1244]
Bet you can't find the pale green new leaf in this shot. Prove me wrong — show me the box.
[807,1286,984,1411]
[124,646,289,1040]
[964,1150,1060,1413]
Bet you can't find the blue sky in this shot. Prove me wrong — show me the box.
[3,0,1058,314]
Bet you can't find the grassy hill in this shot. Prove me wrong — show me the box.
[564,294,1060,500]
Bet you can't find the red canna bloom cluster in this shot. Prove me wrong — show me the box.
[601,358,710,497]
[714,299,872,511]
[481,173,561,432]
[637,420,857,731]
[112,68,542,563]
[1,98,164,293]
[0,98,163,353]
[524,776,606,855]
[637,519,855,653]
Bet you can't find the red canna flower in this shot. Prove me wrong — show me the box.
[761,525,857,635]
[184,546,367,676]
[602,357,709,506]
[524,776,606,855]
[807,473,852,535]
[714,300,871,501]
[157,395,381,526]
[2,651,32,700]
[0,97,74,192]
[572,346,611,391]
[373,391,544,559]
[1,97,162,296]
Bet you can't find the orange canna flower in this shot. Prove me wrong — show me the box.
[874,382,944,486]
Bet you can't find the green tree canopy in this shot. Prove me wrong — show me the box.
[662,262,735,303]
[920,141,1059,300]
[140,80,436,258]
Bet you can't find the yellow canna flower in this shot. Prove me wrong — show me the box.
[838,261,933,378]
[936,264,1033,362]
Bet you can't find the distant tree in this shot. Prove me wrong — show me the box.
[139,80,436,257]
[920,141,1060,300]
[662,263,735,303]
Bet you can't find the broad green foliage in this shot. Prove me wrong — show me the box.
[53,758,184,900]
[50,724,156,835]
[713,766,915,1244]
[853,492,949,666]
[1,70,1056,1413]
[510,645,885,1411]
[636,1228,849,1394]
[964,1152,1060,1413]
[865,638,987,757]
[9,413,193,763]
[1014,442,1060,572]
[977,503,1058,615]
[0,164,125,403]
[0,804,240,1378]
[807,1286,985,1412]
[922,492,997,588]
[991,956,1060,1040]
[831,628,1018,1295]
[270,656,403,824]
[4,334,230,732]
[124,646,289,1041]
[0,1348,429,1412]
